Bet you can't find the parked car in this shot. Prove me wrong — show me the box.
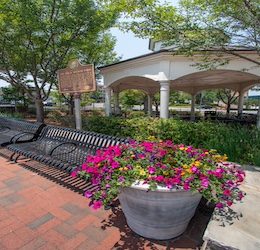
[200,104,213,109]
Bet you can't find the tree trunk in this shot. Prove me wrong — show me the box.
[154,101,159,117]
[257,106,260,129]
[226,101,231,118]
[35,99,44,123]
[14,100,18,113]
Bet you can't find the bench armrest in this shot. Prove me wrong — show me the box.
[11,131,36,143]
[48,142,77,156]
[0,126,10,133]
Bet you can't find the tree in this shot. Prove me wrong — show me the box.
[119,90,145,110]
[122,0,260,126]
[122,0,260,67]
[1,85,30,112]
[169,91,191,105]
[217,89,238,116]
[0,0,120,122]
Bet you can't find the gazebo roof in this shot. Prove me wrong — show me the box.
[99,48,258,70]
[100,48,260,95]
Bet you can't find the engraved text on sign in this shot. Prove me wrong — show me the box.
[57,64,96,94]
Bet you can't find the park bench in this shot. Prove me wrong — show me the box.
[0,117,45,146]
[7,125,128,173]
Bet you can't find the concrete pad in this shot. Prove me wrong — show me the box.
[203,166,260,250]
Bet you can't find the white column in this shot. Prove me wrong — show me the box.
[105,87,112,116]
[147,94,153,116]
[191,94,196,121]
[160,81,170,119]
[238,90,245,116]
[114,91,120,115]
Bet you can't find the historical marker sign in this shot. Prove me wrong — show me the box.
[57,60,96,94]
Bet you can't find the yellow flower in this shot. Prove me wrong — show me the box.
[186,168,192,174]
[147,136,156,141]
[163,171,169,176]
[183,164,189,169]
[179,146,185,150]
[139,169,146,175]
[119,167,123,171]
[194,161,201,167]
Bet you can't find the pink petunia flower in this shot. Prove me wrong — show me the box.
[84,191,92,198]
[216,202,224,209]
[71,171,77,177]
[223,189,231,196]
[148,166,156,174]
[92,201,103,210]
[201,178,209,188]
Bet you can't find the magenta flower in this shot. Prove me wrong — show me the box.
[71,171,77,177]
[201,178,209,188]
[92,201,103,210]
[155,175,164,182]
[111,161,119,169]
[148,166,156,174]
[227,201,233,206]
[118,176,125,182]
[216,203,224,209]
[183,183,190,190]
[191,166,198,173]
[223,189,231,196]
[85,191,92,198]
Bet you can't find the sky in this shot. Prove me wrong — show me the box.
[110,28,151,60]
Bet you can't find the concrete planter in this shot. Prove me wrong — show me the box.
[118,182,202,240]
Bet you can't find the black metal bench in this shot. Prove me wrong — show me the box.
[7,125,128,173]
[0,117,45,146]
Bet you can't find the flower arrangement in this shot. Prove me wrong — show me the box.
[72,140,245,210]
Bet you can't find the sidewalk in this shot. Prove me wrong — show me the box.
[0,156,209,250]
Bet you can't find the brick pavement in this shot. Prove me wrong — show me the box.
[0,156,210,250]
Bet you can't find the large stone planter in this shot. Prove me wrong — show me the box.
[118,182,202,240]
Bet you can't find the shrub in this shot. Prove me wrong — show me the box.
[82,116,260,166]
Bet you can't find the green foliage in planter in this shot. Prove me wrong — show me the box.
[82,116,260,166]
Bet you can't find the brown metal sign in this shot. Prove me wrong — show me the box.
[57,60,96,94]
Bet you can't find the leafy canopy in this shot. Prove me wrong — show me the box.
[121,0,260,67]
[0,0,120,101]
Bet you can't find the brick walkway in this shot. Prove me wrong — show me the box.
[0,156,211,250]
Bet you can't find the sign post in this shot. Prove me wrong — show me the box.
[57,59,96,130]
[74,93,82,130]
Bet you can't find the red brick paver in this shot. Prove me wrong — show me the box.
[0,156,208,249]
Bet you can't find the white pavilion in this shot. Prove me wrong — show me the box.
[99,41,260,121]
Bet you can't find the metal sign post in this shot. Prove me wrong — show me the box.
[74,93,82,130]
[57,59,96,130]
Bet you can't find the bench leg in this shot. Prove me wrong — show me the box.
[9,152,16,161]
[14,154,20,163]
